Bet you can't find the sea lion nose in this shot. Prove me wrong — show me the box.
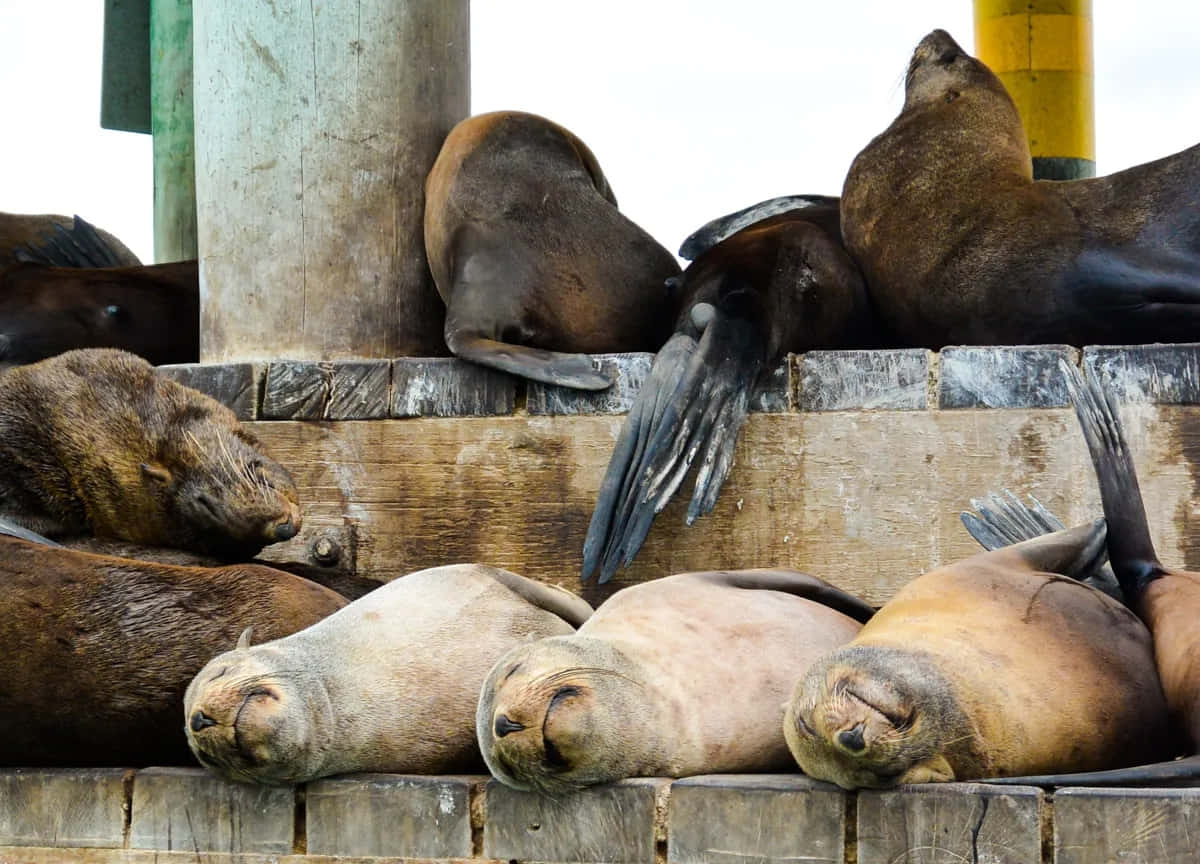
[838,723,866,753]
[271,518,298,542]
[190,710,218,732]
[494,714,526,738]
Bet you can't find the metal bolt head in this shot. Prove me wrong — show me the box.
[311,536,341,566]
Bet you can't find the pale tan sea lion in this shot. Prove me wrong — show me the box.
[842,29,1200,349]
[184,564,593,784]
[425,110,682,390]
[784,524,1172,789]
[478,569,873,795]
[0,535,345,767]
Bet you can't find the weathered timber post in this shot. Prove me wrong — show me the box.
[193,0,468,361]
[150,0,197,262]
[974,0,1096,179]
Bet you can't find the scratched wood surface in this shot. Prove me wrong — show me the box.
[247,402,1200,606]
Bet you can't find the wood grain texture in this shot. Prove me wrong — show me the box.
[1053,788,1200,864]
[0,769,128,849]
[193,0,467,361]
[247,402,1200,605]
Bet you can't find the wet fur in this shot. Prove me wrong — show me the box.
[478,569,867,794]
[0,536,345,766]
[842,29,1200,349]
[0,349,300,558]
[425,111,681,389]
[583,204,875,582]
[184,564,592,785]
[0,212,140,268]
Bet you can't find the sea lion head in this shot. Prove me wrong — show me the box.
[477,637,640,797]
[183,631,332,785]
[784,645,969,789]
[903,29,1003,111]
[142,389,302,559]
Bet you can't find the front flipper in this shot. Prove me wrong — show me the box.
[961,490,1122,601]
[685,568,876,623]
[977,754,1200,787]
[0,515,62,547]
[678,194,839,260]
[15,215,128,268]
[447,332,612,390]
[582,302,764,583]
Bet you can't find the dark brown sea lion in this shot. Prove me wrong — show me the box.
[0,260,198,367]
[583,200,876,582]
[184,564,593,784]
[0,534,346,766]
[784,521,1172,789]
[0,212,140,267]
[424,110,682,390]
[0,349,300,558]
[478,569,873,795]
[842,29,1200,349]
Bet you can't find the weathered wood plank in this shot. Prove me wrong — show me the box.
[795,350,929,411]
[156,362,263,420]
[0,769,129,849]
[857,783,1044,864]
[939,345,1077,408]
[392,358,517,417]
[247,400,1199,605]
[483,778,668,864]
[1053,787,1200,864]
[668,774,844,864]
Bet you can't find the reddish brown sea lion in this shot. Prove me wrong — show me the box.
[0,349,300,559]
[425,110,682,390]
[0,534,346,766]
[583,200,876,582]
[0,212,140,267]
[478,569,873,794]
[842,29,1200,349]
[784,521,1171,789]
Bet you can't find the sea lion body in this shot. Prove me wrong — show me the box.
[425,110,682,390]
[0,260,198,367]
[583,202,874,582]
[842,29,1200,349]
[0,349,300,558]
[184,564,593,784]
[479,569,872,795]
[0,213,140,268]
[0,536,345,766]
[785,526,1171,789]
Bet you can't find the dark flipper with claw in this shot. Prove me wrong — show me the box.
[447,332,612,390]
[582,303,764,582]
[15,215,129,268]
[678,194,840,260]
[961,489,1123,602]
[978,754,1200,787]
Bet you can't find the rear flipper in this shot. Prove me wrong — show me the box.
[961,489,1123,602]
[977,754,1200,787]
[582,302,764,583]
[447,332,612,390]
[15,215,129,268]
[678,195,839,260]
[686,568,876,623]
[0,515,62,547]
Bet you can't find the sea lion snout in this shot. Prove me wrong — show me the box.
[837,723,866,753]
[268,513,300,542]
[190,710,218,732]
[494,713,525,737]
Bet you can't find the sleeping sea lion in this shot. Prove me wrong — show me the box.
[183,564,593,784]
[478,569,873,795]
[582,201,875,582]
[784,522,1172,789]
[0,349,300,558]
[0,533,345,766]
[841,29,1200,349]
[424,110,682,390]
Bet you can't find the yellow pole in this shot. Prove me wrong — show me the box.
[974,0,1095,179]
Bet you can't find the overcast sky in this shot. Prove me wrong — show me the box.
[1,1,1198,264]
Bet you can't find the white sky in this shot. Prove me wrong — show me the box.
[1,1,1197,265]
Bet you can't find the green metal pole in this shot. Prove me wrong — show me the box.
[150,0,197,262]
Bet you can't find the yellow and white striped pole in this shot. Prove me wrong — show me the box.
[974,0,1096,179]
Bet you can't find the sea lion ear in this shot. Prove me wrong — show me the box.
[140,462,173,485]
[236,627,253,651]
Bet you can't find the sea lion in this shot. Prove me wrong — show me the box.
[676,194,840,261]
[0,533,345,766]
[424,110,682,390]
[583,201,875,582]
[184,564,593,784]
[784,521,1172,789]
[0,348,300,558]
[478,569,873,795]
[841,29,1200,349]
[0,212,140,268]
[0,260,198,367]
